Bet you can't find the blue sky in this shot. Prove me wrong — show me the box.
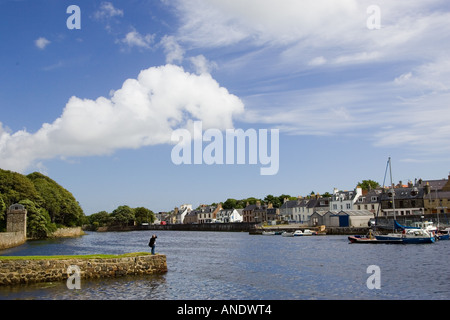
[1,0,450,214]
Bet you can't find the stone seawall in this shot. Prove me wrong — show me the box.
[0,232,26,250]
[97,222,257,232]
[50,227,85,238]
[0,254,167,286]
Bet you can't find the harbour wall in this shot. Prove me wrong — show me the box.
[96,223,371,235]
[49,227,85,238]
[0,254,167,286]
[97,222,258,233]
[0,232,26,250]
[0,227,85,251]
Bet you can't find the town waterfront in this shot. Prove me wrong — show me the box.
[0,230,449,300]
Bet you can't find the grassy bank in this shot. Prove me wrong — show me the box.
[0,252,151,261]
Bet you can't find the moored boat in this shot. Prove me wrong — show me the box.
[437,228,450,240]
[375,221,435,244]
[282,231,294,237]
[348,234,402,244]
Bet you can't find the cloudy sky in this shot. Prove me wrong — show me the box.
[1,0,449,214]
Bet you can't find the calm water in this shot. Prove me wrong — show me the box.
[0,230,449,300]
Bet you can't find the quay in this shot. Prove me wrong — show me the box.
[96,222,370,235]
[0,253,167,286]
[250,225,370,235]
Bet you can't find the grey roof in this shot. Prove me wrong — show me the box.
[280,200,300,209]
[338,210,374,216]
[425,191,450,199]
[380,187,424,200]
[420,179,449,190]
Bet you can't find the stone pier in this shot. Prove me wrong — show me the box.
[0,253,167,286]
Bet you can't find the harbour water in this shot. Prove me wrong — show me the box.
[0,230,449,300]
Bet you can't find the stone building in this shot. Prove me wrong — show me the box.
[6,203,27,234]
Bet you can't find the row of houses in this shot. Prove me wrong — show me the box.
[155,174,450,227]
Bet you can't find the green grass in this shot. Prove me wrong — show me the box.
[0,252,152,260]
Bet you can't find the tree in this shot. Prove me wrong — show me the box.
[19,199,56,239]
[0,193,5,221]
[222,198,237,210]
[27,172,85,227]
[88,211,111,229]
[111,205,135,226]
[0,193,5,231]
[264,195,281,208]
[134,207,155,225]
[0,169,41,207]
[357,180,380,191]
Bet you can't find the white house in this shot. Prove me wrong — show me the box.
[216,208,243,223]
[329,187,362,212]
[176,204,192,224]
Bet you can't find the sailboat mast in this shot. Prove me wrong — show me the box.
[388,157,396,230]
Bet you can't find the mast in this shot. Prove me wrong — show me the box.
[388,157,396,231]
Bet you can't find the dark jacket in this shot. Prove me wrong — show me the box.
[149,236,157,247]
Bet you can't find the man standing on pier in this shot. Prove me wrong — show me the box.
[149,234,157,255]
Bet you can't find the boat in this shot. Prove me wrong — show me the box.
[262,231,276,235]
[436,227,450,240]
[293,229,314,236]
[350,158,435,244]
[348,234,402,244]
[375,223,435,244]
[282,231,294,237]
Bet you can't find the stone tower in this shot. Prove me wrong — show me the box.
[7,203,27,234]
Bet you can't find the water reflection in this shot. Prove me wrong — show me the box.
[0,230,449,300]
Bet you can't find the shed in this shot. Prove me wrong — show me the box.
[338,210,374,227]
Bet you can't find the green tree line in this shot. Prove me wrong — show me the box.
[0,169,85,238]
[87,205,155,230]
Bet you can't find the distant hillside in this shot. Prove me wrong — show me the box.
[0,169,85,237]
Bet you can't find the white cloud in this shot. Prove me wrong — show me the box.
[0,65,244,173]
[160,35,185,64]
[118,29,155,49]
[35,37,50,50]
[308,57,327,67]
[189,55,217,74]
[94,2,124,20]
[170,0,450,67]
[163,0,450,157]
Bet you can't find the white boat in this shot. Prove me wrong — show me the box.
[375,227,435,244]
[303,229,315,236]
[262,231,276,235]
[282,231,294,237]
[293,229,314,236]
